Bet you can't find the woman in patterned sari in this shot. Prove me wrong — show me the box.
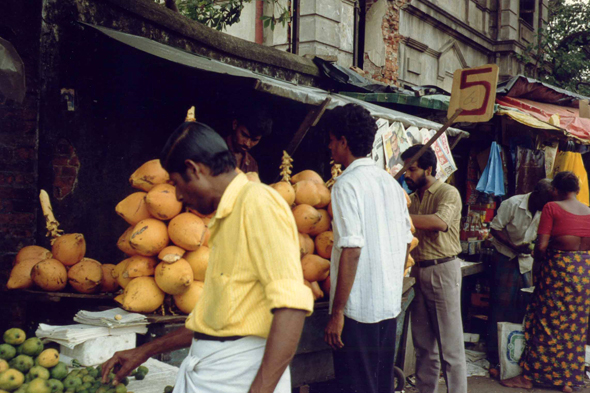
[502,171,590,392]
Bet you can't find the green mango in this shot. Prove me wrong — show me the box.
[28,367,50,380]
[20,339,43,358]
[136,367,148,376]
[62,377,82,390]
[9,355,35,374]
[47,379,64,393]
[25,378,51,393]
[0,344,17,361]
[87,370,98,380]
[49,363,68,381]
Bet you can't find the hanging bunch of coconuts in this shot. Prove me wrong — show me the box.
[266,152,337,301]
[6,191,119,294]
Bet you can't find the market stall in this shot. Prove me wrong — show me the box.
[0,17,480,391]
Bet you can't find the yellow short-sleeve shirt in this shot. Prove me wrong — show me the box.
[185,174,314,338]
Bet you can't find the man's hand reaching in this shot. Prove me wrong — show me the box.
[101,347,149,385]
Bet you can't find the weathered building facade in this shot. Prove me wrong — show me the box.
[225,0,358,67]
[398,0,549,91]
[225,0,548,90]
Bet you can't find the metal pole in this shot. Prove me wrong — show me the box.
[394,108,464,180]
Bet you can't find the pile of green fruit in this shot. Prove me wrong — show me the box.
[0,328,149,393]
[0,328,62,393]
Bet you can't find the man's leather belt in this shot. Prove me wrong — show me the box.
[193,332,244,342]
[417,256,456,268]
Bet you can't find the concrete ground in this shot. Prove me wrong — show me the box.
[406,376,590,393]
[307,375,590,392]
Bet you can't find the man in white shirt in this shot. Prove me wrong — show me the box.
[323,104,413,393]
[487,179,552,370]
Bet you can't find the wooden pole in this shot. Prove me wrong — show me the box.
[273,97,331,183]
[285,97,332,156]
[394,108,464,180]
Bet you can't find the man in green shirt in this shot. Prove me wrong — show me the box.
[402,145,467,393]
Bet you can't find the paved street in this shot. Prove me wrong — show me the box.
[309,375,590,392]
[407,376,590,393]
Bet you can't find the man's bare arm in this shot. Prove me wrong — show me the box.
[249,308,307,393]
[102,327,194,383]
[324,247,361,350]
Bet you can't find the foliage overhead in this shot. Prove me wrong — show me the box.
[518,0,590,96]
[161,0,291,32]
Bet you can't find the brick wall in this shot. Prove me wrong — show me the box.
[0,1,41,284]
[363,0,406,86]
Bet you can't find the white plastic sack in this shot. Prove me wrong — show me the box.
[498,322,526,380]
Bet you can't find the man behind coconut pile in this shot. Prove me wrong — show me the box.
[101,121,314,393]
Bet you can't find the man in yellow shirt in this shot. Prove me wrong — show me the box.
[102,121,314,393]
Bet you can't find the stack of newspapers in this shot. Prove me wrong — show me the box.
[36,308,148,349]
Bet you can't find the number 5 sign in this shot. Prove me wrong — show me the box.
[447,64,499,123]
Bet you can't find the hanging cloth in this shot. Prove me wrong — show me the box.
[514,146,546,194]
[552,151,590,206]
[476,142,505,197]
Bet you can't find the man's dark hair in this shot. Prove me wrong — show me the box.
[323,104,377,157]
[533,178,552,194]
[160,121,237,178]
[552,171,580,193]
[233,105,273,138]
[401,144,438,177]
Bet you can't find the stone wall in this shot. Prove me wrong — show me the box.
[398,0,550,88]
[0,0,42,283]
[363,0,405,86]
[298,0,355,67]
[224,0,356,68]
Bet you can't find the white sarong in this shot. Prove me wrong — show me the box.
[172,336,291,393]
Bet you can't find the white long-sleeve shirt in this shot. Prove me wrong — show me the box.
[329,158,413,323]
